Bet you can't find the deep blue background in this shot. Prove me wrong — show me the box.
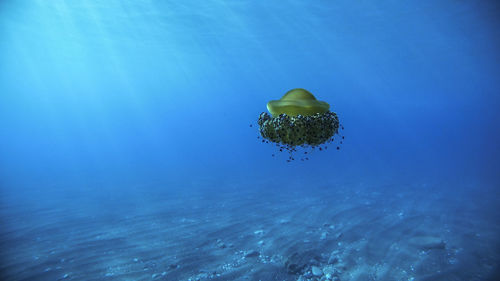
[1,0,499,196]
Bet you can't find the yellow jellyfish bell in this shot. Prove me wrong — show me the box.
[267,88,330,117]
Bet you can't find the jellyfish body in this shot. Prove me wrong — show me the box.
[258,88,340,149]
[267,88,330,117]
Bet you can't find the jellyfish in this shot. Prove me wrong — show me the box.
[257,88,342,160]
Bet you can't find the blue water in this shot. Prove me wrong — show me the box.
[1,1,499,280]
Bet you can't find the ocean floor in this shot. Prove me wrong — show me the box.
[0,180,499,281]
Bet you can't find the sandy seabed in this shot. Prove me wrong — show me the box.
[0,181,499,281]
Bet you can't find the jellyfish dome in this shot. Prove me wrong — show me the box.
[258,88,342,157]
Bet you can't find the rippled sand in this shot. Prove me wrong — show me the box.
[1,181,499,280]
